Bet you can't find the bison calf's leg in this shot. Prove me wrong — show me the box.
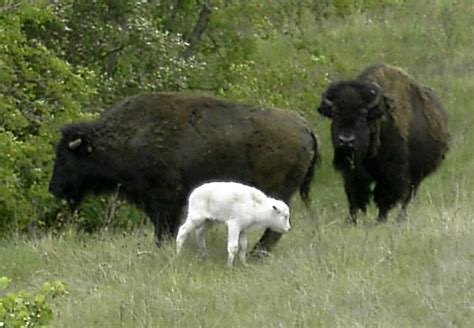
[226,221,241,267]
[195,221,212,258]
[176,222,193,255]
[176,215,203,254]
[238,232,248,265]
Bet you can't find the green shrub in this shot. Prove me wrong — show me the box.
[0,277,68,327]
[0,3,96,234]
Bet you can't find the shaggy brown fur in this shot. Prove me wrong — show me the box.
[358,64,450,145]
[317,63,450,223]
[49,92,320,254]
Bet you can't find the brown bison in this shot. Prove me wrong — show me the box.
[317,64,450,223]
[49,92,319,253]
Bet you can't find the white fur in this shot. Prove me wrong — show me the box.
[176,182,291,266]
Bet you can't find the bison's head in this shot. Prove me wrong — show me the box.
[317,81,385,171]
[49,123,96,209]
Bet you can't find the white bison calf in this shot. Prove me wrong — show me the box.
[176,182,291,266]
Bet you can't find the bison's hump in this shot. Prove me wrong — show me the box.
[357,64,449,144]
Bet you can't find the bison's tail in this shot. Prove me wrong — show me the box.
[300,130,320,205]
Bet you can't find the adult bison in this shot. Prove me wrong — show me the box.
[49,92,319,253]
[317,64,450,223]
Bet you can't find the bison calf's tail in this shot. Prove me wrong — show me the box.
[300,130,320,205]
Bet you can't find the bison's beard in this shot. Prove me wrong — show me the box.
[333,147,359,172]
[67,196,82,211]
[50,184,85,211]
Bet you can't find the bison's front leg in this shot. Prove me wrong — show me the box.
[348,204,359,224]
[396,182,419,222]
[146,202,184,247]
[250,229,283,258]
[343,172,371,224]
[373,174,408,222]
[150,212,168,247]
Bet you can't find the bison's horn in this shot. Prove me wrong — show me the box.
[68,138,82,150]
[367,82,383,109]
[323,95,334,107]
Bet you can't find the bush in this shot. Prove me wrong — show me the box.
[0,277,68,327]
[0,3,96,234]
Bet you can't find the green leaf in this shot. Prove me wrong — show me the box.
[35,293,46,305]
[0,277,11,289]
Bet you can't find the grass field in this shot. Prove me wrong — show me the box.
[1,1,473,327]
[1,192,472,327]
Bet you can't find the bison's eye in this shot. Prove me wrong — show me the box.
[356,116,367,126]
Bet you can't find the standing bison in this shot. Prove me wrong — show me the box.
[317,64,450,223]
[49,92,319,253]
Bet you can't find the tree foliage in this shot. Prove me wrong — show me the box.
[0,2,95,234]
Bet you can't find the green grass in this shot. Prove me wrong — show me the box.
[2,0,474,326]
[1,197,472,327]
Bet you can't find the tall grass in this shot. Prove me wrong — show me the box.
[1,197,471,327]
[1,1,473,326]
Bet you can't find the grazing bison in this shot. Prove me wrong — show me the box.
[317,64,450,223]
[49,92,319,253]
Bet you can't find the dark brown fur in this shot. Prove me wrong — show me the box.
[49,92,319,253]
[317,64,450,222]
